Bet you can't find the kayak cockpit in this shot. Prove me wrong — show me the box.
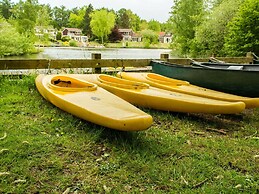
[98,74,149,90]
[49,75,97,92]
[146,73,190,86]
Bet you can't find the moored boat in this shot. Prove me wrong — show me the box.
[151,60,259,97]
[117,72,259,108]
[35,74,153,131]
[71,74,246,114]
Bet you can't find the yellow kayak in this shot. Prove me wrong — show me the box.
[35,74,153,131]
[117,72,259,108]
[71,74,246,114]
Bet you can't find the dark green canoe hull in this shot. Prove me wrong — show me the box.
[151,60,259,97]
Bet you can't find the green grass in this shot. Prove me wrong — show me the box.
[0,75,258,193]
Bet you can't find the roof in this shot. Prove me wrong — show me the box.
[63,28,82,32]
[118,29,133,33]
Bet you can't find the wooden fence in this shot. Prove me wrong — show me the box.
[0,53,254,73]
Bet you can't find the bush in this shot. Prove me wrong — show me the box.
[0,17,35,56]
[69,40,78,47]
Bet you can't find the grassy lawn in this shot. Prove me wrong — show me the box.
[0,75,258,193]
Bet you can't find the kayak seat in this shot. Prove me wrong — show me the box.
[49,76,97,92]
[146,73,190,86]
[98,74,149,90]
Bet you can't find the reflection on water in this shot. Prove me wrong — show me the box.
[2,47,173,59]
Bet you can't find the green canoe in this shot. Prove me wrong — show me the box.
[151,60,259,97]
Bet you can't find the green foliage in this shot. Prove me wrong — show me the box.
[36,5,51,28]
[141,29,158,48]
[56,31,62,40]
[61,36,70,42]
[148,19,161,32]
[0,17,35,56]
[224,0,259,56]
[51,6,70,30]
[0,0,13,19]
[90,9,115,44]
[11,0,38,39]
[191,0,244,57]
[69,40,77,47]
[68,7,86,29]
[82,4,93,36]
[116,8,141,32]
[169,0,206,56]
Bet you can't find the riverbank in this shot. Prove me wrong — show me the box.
[0,75,258,193]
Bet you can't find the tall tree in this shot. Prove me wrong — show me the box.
[11,0,39,38]
[51,5,70,29]
[90,9,115,44]
[0,0,13,19]
[116,8,130,29]
[224,0,259,56]
[116,9,140,31]
[148,19,161,32]
[191,0,244,57]
[82,4,93,37]
[68,6,85,28]
[36,5,51,28]
[169,0,205,56]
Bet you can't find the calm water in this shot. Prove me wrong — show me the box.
[4,47,173,59]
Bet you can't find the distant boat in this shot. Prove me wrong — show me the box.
[151,60,259,97]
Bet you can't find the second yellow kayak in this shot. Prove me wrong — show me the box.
[71,74,246,114]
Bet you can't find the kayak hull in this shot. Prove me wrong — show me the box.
[117,72,259,108]
[35,74,153,131]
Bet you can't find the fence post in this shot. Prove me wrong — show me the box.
[92,53,102,73]
[160,53,169,61]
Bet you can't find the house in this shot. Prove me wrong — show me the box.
[131,33,142,42]
[118,29,134,41]
[62,28,88,42]
[159,32,172,43]
[35,26,57,40]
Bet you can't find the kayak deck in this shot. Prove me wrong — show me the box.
[35,74,153,131]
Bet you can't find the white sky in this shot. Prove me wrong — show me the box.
[12,0,173,22]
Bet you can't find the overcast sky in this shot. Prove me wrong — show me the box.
[12,0,173,22]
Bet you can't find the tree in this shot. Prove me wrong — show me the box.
[68,6,85,28]
[224,0,259,56]
[116,9,140,31]
[108,25,123,42]
[116,8,130,28]
[0,17,34,56]
[82,4,93,37]
[0,0,13,19]
[191,0,244,57]
[36,5,51,29]
[11,0,39,39]
[51,5,70,29]
[148,19,161,32]
[141,29,158,48]
[169,0,205,56]
[90,9,115,44]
